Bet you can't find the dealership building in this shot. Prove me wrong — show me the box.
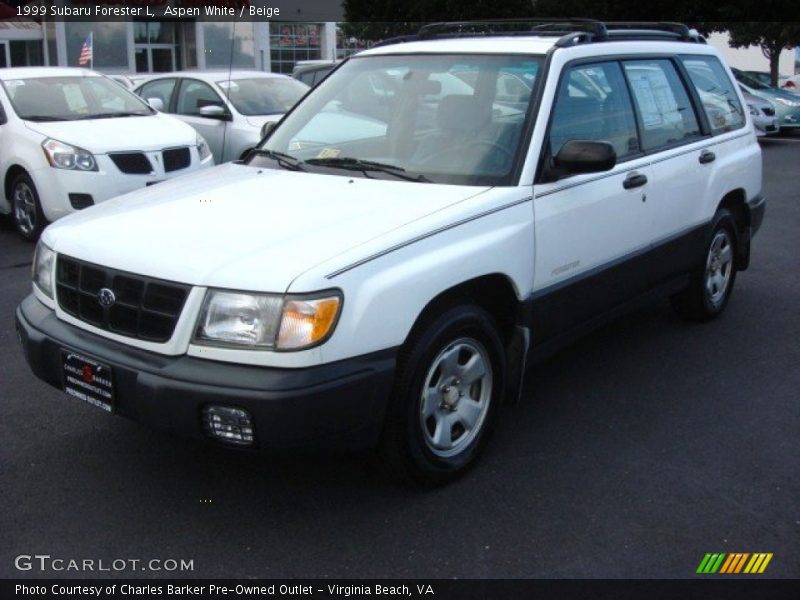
[0,0,349,74]
[4,5,798,77]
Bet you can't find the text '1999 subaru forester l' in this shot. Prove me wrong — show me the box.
[17,21,765,485]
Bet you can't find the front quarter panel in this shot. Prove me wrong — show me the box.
[290,187,535,363]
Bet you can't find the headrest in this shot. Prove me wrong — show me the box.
[436,95,489,133]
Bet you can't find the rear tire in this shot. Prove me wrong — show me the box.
[380,304,506,486]
[671,209,738,321]
[11,173,46,242]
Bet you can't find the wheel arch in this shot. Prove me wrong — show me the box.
[4,164,29,205]
[716,188,751,270]
[403,273,522,347]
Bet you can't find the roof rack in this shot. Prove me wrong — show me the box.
[371,19,705,49]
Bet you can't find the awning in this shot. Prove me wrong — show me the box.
[0,17,43,40]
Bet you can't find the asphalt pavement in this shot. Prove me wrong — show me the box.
[1,136,798,579]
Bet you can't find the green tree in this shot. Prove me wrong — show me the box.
[725,22,800,86]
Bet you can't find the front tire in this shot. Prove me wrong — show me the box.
[11,173,46,242]
[671,209,738,321]
[380,304,506,486]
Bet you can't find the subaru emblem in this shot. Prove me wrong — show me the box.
[97,288,116,308]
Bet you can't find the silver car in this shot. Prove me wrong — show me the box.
[134,70,309,163]
[740,86,779,136]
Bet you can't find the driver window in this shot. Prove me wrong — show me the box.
[549,62,640,162]
[176,80,225,116]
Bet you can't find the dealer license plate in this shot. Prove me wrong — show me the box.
[61,351,115,412]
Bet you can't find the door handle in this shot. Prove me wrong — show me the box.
[699,150,716,164]
[623,172,648,189]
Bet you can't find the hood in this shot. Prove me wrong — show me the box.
[24,113,197,154]
[43,164,489,292]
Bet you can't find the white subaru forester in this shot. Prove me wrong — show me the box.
[16,22,765,485]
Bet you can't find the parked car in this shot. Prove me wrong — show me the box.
[107,74,152,90]
[16,22,765,485]
[732,68,800,131]
[134,70,309,163]
[740,86,779,136]
[741,70,798,94]
[292,61,339,88]
[0,67,214,240]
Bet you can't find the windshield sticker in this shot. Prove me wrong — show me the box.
[316,147,341,159]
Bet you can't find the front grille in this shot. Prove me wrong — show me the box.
[163,147,191,172]
[109,152,153,174]
[762,107,775,116]
[56,255,189,343]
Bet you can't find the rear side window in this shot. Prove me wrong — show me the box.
[680,55,745,134]
[622,59,701,151]
[137,78,177,111]
[549,62,640,160]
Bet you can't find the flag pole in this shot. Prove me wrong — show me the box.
[90,32,93,70]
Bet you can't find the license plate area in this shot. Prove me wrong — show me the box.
[61,351,115,412]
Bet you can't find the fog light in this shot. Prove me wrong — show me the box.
[202,405,255,446]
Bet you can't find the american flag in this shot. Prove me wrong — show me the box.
[78,33,93,67]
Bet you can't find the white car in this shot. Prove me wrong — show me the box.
[16,23,764,485]
[0,67,214,240]
[134,70,309,163]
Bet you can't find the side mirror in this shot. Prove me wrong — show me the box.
[260,121,276,139]
[199,104,229,120]
[147,97,164,111]
[553,140,616,176]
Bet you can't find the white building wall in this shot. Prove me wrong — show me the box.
[707,32,797,76]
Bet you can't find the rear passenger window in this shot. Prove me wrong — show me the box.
[680,55,746,134]
[550,62,640,161]
[622,59,701,151]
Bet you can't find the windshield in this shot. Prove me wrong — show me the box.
[256,54,542,186]
[1,76,153,121]
[734,70,770,91]
[217,77,309,116]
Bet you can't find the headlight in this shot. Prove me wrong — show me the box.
[774,97,800,107]
[32,240,55,298]
[196,134,211,161]
[41,138,97,171]
[748,104,759,116]
[194,290,342,351]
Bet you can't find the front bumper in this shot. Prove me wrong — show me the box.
[15,295,396,451]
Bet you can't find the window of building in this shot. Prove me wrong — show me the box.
[65,22,128,70]
[134,21,181,73]
[268,23,322,74]
[202,22,256,69]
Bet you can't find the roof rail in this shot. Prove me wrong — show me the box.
[370,20,705,49]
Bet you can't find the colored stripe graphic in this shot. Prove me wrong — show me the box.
[697,553,727,573]
[699,553,773,574]
[744,553,773,574]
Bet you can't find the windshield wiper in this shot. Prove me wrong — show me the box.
[248,149,306,171]
[304,157,430,182]
[22,115,73,122]
[73,111,149,120]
